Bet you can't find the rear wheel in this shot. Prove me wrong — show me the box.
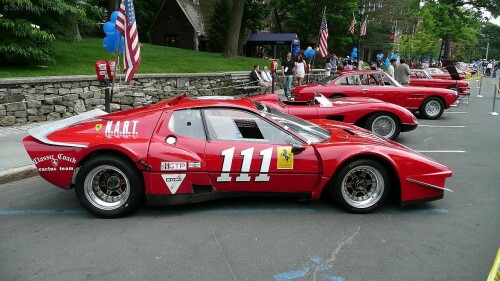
[365,113,401,140]
[332,159,390,213]
[420,97,444,119]
[75,155,144,218]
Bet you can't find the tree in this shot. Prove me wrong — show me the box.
[207,0,231,52]
[0,0,102,64]
[223,0,245,58]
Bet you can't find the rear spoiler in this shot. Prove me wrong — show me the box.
[28,109,108,148]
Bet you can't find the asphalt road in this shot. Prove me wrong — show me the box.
[1,78,499,281]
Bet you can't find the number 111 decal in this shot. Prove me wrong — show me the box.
[216,147,273,182]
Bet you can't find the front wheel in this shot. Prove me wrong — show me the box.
[331,159,390,213]
[365,113,401,140]
[420,97,444,119]
[75,155,144,218]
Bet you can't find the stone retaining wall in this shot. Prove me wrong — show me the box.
[0,71,325,127]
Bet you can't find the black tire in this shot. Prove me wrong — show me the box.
[330,94,345,99]
[447,85,458,91]
[331,159,390,213]
[420,97,444,119]
[75,155,144,218]
[365,113,401,140]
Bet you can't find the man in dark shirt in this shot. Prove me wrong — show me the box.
[250,65,271,92]
[281,52,295,99]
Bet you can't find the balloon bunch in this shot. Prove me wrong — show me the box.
[304,46,316,58]
[102,11,124,54]
[376,53,384,59]
[391,53,398,60]
[292,45,300,55]
[350,48,357,60]
[384,58,390,68]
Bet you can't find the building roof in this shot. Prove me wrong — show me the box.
[150,0,205,35]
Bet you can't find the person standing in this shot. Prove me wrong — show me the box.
[281,52,295,99]
[486,61,493,77]
[324,57,332,76]
[388,58,397,77]
[294,54,307,86]
[331,54,338,73]
[394,58,412,86]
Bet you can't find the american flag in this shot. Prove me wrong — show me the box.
[319,13,328,57]
[360,16,367,36]
[349,14,356,34]
[115,0,141,84]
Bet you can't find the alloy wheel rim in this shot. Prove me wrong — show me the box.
[341,165,384,209]
[84,165,130,210]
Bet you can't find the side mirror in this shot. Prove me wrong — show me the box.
[291,143,306,152]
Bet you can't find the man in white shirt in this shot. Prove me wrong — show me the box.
[388,59,397,77]
[261,66,272,84]
[486,61,493,77]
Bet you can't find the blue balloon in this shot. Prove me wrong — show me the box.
[110,11,119,23]
[391,53,398,59]
[385,58,390,68]
[103,21,117,36]
[103,36,116,53]
[292,46,300,55]
[380,53,384,58]
[353,48,357,52]
[305,49,315,58]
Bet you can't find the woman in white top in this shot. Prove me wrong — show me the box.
[294,54,307,86]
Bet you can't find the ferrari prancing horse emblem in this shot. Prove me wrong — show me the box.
[95,124,103,131]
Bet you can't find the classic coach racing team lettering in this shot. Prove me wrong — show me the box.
[32,154,77,165]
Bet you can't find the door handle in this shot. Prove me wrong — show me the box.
[362,89,369,92]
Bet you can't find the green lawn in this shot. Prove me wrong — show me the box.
[0,37,270,78]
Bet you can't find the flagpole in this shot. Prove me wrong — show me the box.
[309,6,326,84]
[109,34,122,110]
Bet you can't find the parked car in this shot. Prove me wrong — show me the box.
[291,70,458,119]
[23,94,452,217]
[424,67,466,80]
[411,69,470,99]
[250,93,417,140]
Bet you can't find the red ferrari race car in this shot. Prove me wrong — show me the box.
[291,70,458,119]
[23,94,452,218]
[411,69,470,103]
[250,93,418,140]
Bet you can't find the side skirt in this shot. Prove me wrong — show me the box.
[146,192,312,206]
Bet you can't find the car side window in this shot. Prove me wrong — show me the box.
[168,109,206,140]
[335,75,360,86]
[203,108,296,144]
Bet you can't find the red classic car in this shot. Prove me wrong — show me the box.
[411,69,470,103]
[291,70,458,119]
[424,67,466,80]
[23,94,452,217]
[251,93,417,140]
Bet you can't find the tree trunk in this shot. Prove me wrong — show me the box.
[223,0,245,58]
[443,34,452,60]
[75,21,82,42]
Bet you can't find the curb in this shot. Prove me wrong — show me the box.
[0,165,38,185]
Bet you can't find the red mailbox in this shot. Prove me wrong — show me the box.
[95,60,108,81]
[106,60,116,81]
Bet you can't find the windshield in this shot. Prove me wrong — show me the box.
[319,73,343,85]
[254,102,331,143]
[383,73,403,87]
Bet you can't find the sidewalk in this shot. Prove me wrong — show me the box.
[0,122,48,184]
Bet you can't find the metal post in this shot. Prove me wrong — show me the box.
[104,87,110,113]
[477,75,483,98]
[271,73,275,94]
[490,84,498,116]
